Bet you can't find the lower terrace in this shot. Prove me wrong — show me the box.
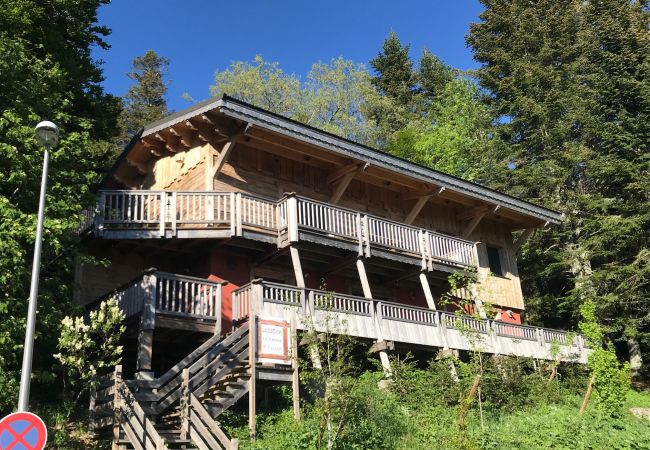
[90,270,589,364]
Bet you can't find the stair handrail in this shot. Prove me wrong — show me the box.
[189,391,239,450]
[113,365,168,450]
[130,323,250,416]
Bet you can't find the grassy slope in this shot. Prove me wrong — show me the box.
[224,379,650,450]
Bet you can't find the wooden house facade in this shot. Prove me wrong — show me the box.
[79,96,589,449]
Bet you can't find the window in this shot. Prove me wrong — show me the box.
[486,246,504,276]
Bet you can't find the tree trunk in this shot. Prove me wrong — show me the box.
[627,337,643,381]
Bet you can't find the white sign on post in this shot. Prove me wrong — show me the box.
[257,317,291,365]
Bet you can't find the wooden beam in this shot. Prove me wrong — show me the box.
[405,196,429,224]
[327,162,362,185]
[512,228,534,253]
[419,273,437,310]
[125,157,147,175]
[329,171,355,204]
[321,253,358,276]
[253,247,290,267]
[329,162,369,204]
[404,186,445,201]
[289,246,305,288]
[210,124,252,180]
[461,211,487,239]
[210,139,237,179]
[456,205,489,222]
[369,340,395,353]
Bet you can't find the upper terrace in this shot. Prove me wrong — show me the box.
[79,190,478,274]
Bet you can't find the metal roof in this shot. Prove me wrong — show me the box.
[108,94,563,224]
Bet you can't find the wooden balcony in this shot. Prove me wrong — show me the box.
[232,280,590,363]
[87,270,226,333]
[80,190,478,271]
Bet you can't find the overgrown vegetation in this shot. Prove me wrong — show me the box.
[219,350,650,450]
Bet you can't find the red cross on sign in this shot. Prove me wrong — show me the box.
[0,412,47,450]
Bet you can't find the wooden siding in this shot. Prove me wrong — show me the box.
[217,142,525,310]
[100,139,526,311]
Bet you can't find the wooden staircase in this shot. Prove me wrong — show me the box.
[91,324,251,450]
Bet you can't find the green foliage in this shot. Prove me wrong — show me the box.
[467,0,650,371]
[118,50,171,147]
[580,299,630,417]
[0,0,119,414]
[211,55,384,146]
[54,298,125,388]
[370,31,417,106]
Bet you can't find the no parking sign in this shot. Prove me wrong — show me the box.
[0,412,47,450]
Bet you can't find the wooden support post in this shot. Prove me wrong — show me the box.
[458,374,481,428]
[180,368,190,440]
[96,192,105,237]
[289,246,305,288]
[159,191,166,238]
[291,316,300,421]
[471,243,489,319]
[419,272,437,310]
[248,282,260,439]
[205,143,216,189]
[136,273,157,380]
[579,374,596,415]
[214,283,223,335]
[112,365,123,450]
[356,258,391,374]
[286,194,299,243]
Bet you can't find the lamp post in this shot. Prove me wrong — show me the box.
[17,121,59,412]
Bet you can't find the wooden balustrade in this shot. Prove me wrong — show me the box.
[230,280,582,362]
[240,193,277,230]
[261,282,302,305]
[543,329,569,345]
[89,271,224,326]
[173,191,231,225]
[155,272,223,319]
[494,321,538,341]
[232,283,252,322]
[379,302,437,325]
[295,196,359,240]
[90,190,479,270]
[442,312,489,334]
[427,232,476,267]
[367,216,421,255]
[313,291,372,316]
[100,190,164,226]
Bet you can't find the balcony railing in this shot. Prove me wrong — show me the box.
[88,270,226,330]
[84,190,478,270]
[232,280,590,362]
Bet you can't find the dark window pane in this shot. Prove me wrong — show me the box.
[486,246,503,276]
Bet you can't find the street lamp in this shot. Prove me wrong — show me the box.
[17,121,59,411]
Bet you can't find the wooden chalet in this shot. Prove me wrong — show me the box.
[78,95,589,449]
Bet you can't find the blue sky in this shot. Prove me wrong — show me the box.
[95,1,483,111]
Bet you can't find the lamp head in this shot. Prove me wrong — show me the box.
[35,121,59,149]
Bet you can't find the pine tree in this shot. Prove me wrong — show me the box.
[370,31,417,104]
[418,48,454,107]
[467,0,650,372]
[118,50,170,146]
